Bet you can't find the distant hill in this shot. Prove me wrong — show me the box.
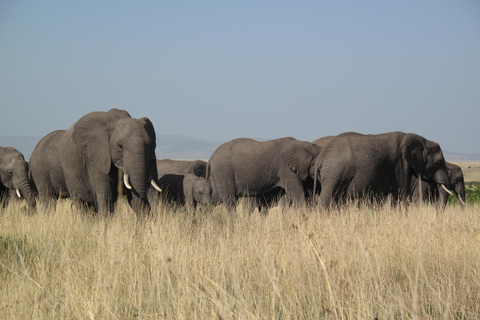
[1,135,479,162]
[155,135,223,160]
[443,151,480,162]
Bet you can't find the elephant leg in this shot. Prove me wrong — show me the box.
[184,184,195,213]
[1,189,9,208]
[220,193,236,212]
[283,177,305,207]
[87,168,115,217]
[239,196,258,214]
[95,191,112,217]
[212,177,237,212]
[318,182,335,209]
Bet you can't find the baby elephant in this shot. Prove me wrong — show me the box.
[155,174,211,211]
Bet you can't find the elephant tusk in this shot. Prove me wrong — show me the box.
[458,194,466,206]
[440,184,454,196]
[151,179,162,192]
[123,173,133,190]
[16,189,21,198]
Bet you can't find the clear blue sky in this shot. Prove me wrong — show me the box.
[1,1,479,154]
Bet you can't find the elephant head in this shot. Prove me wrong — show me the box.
[401,133,452,198]
[283,140,322,181]
[445,162,466,207]
[0,147,36,208]
[191,177,212,206]
[72,108,160,214]
[282,139,322,201]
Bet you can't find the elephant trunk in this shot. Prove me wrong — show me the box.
[456,183,466,208]
[124,157,152,215]
[16,178,36,208]
[434,169,452,195]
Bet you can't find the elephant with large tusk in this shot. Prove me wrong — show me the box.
[313,131,453,209]
[30,108,159,217]
[411,162,466,210]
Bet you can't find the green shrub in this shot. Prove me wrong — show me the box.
[465,182,480,203]
[447,182,480,205]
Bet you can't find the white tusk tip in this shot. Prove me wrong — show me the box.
[440,184,454,196]
[151,180,162,192]
[123,173,133,190]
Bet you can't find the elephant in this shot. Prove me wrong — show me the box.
[0,147,36,209]
[156,159,207,178]
[30,108,161,217]
[240,186,286,213]
[30,130,70,200]
[153,173,211,211]
[311,135,337,196]
[411,162,465,209]
[312,135,335,148]
[313,131,453,208]
[207,137,322,210]
[148,159,208,203]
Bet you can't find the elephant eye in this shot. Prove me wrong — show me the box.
[117,142,123,149]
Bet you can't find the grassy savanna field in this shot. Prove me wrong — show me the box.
[1,163,479,319]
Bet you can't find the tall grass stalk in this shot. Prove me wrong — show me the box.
[1,199,479,319]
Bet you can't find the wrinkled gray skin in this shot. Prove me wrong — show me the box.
[311,135,336,196]
[241,187,286,214]
[0,147,36,209]
[30,109,158,217]
[154,173,211,211]
[148,159,208,205]
[248,135,335,211]
[207,137,321,210]
[156,159,207,178]
[30,130,69,200]
[314,132,451,208]
[411,162,465,210]
[312,135,335,148]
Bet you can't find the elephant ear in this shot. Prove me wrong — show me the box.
[105,108,131,124]
[73,109,132,175]
[0,147,6,161]
[283,141,316,180]
[401,133,426,178]
[139,117,157,140]
[71,112,111,175]
[193,161,207,178]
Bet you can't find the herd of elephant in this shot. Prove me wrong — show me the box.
[0,108,466,217]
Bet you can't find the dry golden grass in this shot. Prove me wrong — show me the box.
[1,199,480,319]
